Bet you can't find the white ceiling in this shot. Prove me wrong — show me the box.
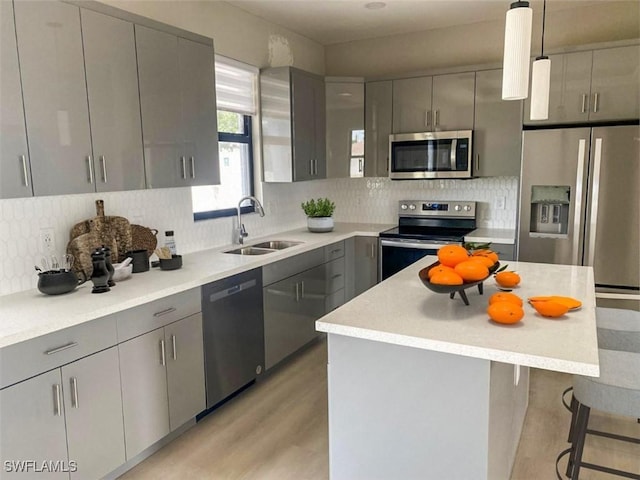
[224,0,610,45]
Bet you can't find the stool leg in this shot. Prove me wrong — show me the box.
[570,403,591,480]
[567,394,578,442]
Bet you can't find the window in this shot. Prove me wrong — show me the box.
[192,56,258,220]
[349,129,365,177]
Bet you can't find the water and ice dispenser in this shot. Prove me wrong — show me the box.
[529,186,570,236]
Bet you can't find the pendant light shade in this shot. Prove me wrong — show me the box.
[530,56,551,120]
[502,1,533,100]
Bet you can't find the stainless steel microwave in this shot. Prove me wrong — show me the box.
[388,130,473,179]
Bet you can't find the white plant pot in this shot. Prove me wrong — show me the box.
[307,216,334,233]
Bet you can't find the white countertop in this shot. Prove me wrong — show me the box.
[317,255,599,376]
[464,228,516,244]
[0,223,392,349]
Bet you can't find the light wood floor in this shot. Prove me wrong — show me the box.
[119,337,639,480]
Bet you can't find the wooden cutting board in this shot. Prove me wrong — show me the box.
[131,225,158,257]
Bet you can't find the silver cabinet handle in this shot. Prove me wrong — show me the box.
[171,334,177,361]
[180,156,187,179]
[70,377,79,409]
[475,154,480,172]
[153,307,176,317]
[53,384,62,416]
[592,92,599,113]
[581,93,588,113]
[295,282,300,302]
[572,139,587,266]
[100,155,107,183]
[370,243,376,259]
[309,159,314,176]
[315,159,318,175]
[86,156,94,183]
[190,156,196,179]
[20,155,29,187]
[425,110,431,127]
[434,109,439,127]
[300,280,305,299]
[45,342,78,355]
[160,339,166,366]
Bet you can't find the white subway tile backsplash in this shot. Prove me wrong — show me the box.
[0,176,517,295]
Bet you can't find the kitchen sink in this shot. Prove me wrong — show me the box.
[224,240,303,255]
[250,240,303,250]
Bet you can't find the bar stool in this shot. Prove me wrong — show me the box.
[558,307,640,479]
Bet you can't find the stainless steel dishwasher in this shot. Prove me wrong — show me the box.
[201,268,264,409]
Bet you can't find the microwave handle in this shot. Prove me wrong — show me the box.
[450,139,457,170]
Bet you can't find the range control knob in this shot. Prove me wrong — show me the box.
[400,204,408,210]
[408,204,417,210]
[454,204,462,211]
[463,205,472,212]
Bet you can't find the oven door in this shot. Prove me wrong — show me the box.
[379,238,453,280]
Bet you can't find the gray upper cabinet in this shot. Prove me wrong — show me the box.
[364,81,393,177]
[473,69,523,177]
[178,38,220,186]
[81,9,145,192]
[524,45,640,125]
[392,76,432,133]
[0,0,32,199]
[589,45,640,122]
[13,1,94,196]
[261,67,325,182]
[136,25,219,188]
[431,72,476,131]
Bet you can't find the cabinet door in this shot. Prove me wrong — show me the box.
[291,69,316,182]
[81,9,145,192]
[165,313,206,431]
[0,370,68,479]
[178,38,220,186]
[393,76,432,133]
[0,0,32,199]
[62,347,125,480]
[524,51,592,125]
[14,1,94,196]
[590,45,640,122]
[364,81,393,177]
[432,72,475,131]
[136,25,183,189]
[473,69,523,177]
[119,328,170,459]
[354,236,379,297]
[313,76,327,179]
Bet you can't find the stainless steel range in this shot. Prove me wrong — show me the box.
[379,200,477,280]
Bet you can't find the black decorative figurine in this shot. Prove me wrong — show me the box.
[90,249,110,294]
[101,245,116,287]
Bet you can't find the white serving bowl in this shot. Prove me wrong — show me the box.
[112,263,133,282]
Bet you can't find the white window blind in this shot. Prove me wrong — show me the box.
[215,55,258,116]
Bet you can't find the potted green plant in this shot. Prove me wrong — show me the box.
[301,198,336,232]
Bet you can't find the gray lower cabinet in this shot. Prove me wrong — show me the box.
[136,25,219,188]
[353,236,379,297]
[0,369,68,479]
[364,81,393,178]
[13,1,94,196]
[0,347,125,480]
[473,69,523,177]
[119,313,205,459]
[0,0,32,199]
[81,9,146,192]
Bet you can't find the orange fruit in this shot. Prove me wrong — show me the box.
[530,300,570,317]
[437,245,469,267]
[427,264,456,279]
[468,255,495,268]
[528,296,582,310]
[487,301,524,324]
[430,270,464,285]
[489,292,523,307]
[495,271,521,288]
[472,249,499,263]
[454,260,489,282]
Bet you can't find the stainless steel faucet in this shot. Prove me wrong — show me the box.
[236,196,265,244]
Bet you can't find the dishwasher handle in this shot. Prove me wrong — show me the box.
[208,279,257,303]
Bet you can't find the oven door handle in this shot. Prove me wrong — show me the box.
[380,239,452,250]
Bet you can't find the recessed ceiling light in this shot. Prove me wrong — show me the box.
[338,92,353,97]
[365,2,386,10]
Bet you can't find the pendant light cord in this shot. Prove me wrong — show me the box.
[541,0,547,56]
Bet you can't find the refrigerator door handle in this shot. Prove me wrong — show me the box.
[572,139,587,265]
[586,138,603,266]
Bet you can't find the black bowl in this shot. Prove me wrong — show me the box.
[37,270,80,295]
[159,255,182,271]
[418,261,498,305]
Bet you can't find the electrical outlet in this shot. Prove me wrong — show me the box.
[496,196,506,210]
[40,228,56,255]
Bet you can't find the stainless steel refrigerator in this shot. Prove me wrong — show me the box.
[517,125,639,310]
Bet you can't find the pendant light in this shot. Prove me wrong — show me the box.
[502,1,533,100]
[530,0,551,120]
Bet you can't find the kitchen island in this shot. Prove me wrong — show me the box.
[316,256,598,480]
